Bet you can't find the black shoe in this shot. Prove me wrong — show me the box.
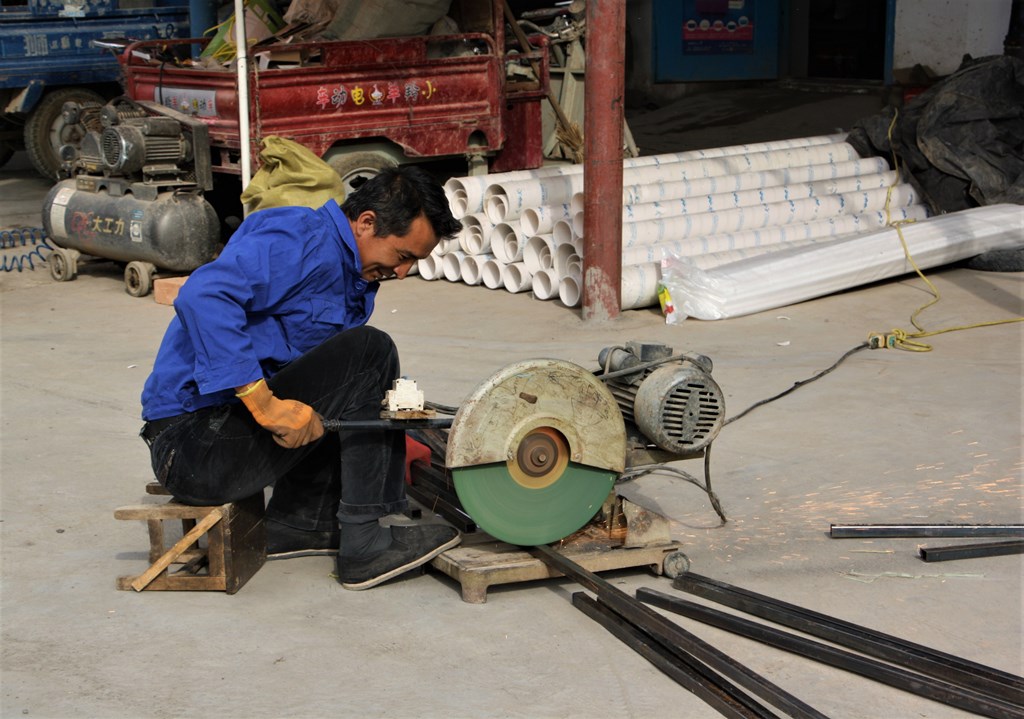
[266,519,340,560]
[336,524,460,590]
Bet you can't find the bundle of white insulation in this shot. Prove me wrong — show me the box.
[426,132,965,313]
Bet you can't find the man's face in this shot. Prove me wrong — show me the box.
[352,211,439,282]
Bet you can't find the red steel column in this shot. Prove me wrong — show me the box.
[582,0,625,321]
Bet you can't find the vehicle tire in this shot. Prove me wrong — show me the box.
[326,150,400,199]
[24,87,105,180]
[125,261,156,297]
[49,247,79,282]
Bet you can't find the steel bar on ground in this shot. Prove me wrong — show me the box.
[638,589,1024,719]
[572,593,779,719]
[530,545,827,719]
[829,523,1024,538]
[919,539,1024,563]
[670,572,1024,704]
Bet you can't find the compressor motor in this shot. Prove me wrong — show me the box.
[63,96,213,186]
[41,96,221,297]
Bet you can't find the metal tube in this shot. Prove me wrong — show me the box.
[530,545,827,719]
[572,593,777,719]
[638,588,1024,719]
[581,0,624,320]
[919,540,1024,563]
[830,523,1024,538]
[670,572,1024,705]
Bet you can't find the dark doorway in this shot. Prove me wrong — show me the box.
[808,0,887,78]
[788,0,890,81]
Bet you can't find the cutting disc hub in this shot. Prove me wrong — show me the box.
[509,427,568,489]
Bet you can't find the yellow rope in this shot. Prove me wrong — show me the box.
[202,0,263,63]
[867,109,1024,352]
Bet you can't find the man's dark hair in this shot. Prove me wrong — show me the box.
[340,165,462,242]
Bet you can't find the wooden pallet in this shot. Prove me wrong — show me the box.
[430,524,683,604]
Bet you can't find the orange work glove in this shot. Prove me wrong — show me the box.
[235,379,324,449]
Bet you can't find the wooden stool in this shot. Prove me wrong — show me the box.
[115,483,266,594]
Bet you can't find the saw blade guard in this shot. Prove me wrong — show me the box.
[446,358,627,545]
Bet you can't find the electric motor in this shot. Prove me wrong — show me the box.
[598,342,725,455]
[632,363,725,453]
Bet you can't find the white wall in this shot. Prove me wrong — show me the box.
[894,0,1013,75]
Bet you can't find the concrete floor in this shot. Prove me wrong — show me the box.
[1,88,1022,718]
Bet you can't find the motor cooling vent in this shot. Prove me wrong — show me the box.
[101,128,125,169]
[633,364,725,454]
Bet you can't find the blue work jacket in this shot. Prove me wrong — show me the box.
[141,199,377,421]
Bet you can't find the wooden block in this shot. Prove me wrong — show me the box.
[153,276,188,305]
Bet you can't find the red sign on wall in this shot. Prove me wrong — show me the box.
[682,0,755,55]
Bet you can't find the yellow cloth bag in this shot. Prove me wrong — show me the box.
[240,136,346,213]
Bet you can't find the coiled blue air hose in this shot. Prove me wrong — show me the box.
[1,227,52,272]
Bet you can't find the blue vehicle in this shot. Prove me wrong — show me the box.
[0,0,189,178]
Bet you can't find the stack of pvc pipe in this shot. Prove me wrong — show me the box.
[663,204,1024,320]
[426,133,934,311]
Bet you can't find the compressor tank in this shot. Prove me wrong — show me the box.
[42,179,221,272]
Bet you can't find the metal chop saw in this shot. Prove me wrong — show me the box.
[443,341,726,546]
[325,341,726,547]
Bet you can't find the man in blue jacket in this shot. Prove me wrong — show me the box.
[140,165,463,590]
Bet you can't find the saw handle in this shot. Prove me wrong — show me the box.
[320,417,454,432]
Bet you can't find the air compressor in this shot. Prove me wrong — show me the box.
[41,96,221,296]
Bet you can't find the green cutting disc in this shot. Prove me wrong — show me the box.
[445,358,626,546]
[452,458,616,546]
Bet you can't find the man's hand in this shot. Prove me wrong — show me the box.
[236,379,324,448]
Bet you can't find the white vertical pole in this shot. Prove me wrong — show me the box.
[233,0,252,201]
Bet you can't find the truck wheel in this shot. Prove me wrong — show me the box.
[125,261,157,297]
[327,150,400,199]
[24,87,105,180]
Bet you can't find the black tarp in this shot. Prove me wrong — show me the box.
[848,55,1024,215]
